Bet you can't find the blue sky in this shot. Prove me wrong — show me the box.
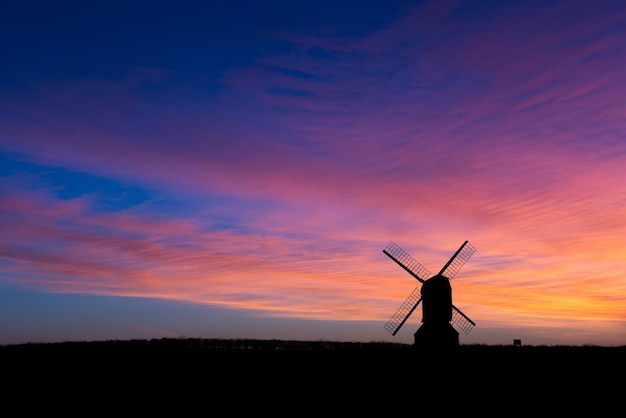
[2,0,626,346]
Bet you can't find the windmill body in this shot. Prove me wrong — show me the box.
[383,240,476,350]
[420,274,452,323]
[415,273,458,349]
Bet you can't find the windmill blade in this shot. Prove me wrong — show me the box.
[384,287,422,336]
[383,241,431,283]
[452,305,475,334]
[437,240,476,279]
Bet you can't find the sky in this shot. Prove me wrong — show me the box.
[1,0,626,347]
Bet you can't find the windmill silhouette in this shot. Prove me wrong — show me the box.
[383,240,476,349]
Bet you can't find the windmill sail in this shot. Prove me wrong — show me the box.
[452,305,476,334]
[438,240,476,279]
[384,286,422,335]
[383,241,431,283]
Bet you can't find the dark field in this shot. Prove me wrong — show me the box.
[3,338,624,413]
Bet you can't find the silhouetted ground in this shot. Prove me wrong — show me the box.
[3,338,623,413]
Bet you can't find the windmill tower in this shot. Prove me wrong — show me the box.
[383,240,476,349]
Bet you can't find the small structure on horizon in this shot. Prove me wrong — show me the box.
[514,339,522,347]
[382,240,476,349]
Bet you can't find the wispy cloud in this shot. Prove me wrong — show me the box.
[1,0,626,344]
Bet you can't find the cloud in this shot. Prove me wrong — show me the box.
[1,0,626,344]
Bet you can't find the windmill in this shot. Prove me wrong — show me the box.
[383,240,476,349]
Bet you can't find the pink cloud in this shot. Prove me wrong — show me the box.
[2,0,626,345]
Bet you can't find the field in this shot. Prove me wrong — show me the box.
[3,338,623,413]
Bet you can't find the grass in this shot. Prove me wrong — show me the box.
[2,338,623,412]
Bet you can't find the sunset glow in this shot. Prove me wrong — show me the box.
[2,0,626,346]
